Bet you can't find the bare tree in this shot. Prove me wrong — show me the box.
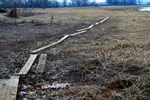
[63,0,67,7]
[70,0,75,6]
[42,0,48,9]
[0,0,7,13]
[90,0,96,6]
[9,0,18,17]
[82,0,89,6]
[0,0,5,8]
[28,0,34,8]
[107,0,137,5]
[138,0,141,5]
[71,0,82,6]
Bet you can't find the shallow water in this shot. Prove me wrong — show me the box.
[139,7,150,11]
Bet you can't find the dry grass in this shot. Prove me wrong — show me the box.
[47,6,150,99]
[1,6,150,99]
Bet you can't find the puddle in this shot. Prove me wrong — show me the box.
[139,7,150,12]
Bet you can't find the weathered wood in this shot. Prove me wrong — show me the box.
[35,54,47,73]
[77,24,94,32]
[0,80,9,100]
[77,24,95,31]
[99,17,110,24]
[94,22,99,25]
[18,54,38,75]
[31,35,69,54]
[56,35,69,43]
[5,76,19,100]
[77,17,110,31]
[77,25,94,31]
[88,24,94,29]
[77,27,90,32]
[70,30,87,37]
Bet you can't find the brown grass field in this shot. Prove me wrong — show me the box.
[1,6,150,100]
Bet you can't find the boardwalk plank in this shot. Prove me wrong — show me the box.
[35,54,47,73]
[0,80,9,100]
[70,30,87,36]
[18,54,38,75]
[0,76,19,100]
[31,35,69,54]
[5,76,19,100]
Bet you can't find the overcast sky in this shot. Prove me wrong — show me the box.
[144,0,150,2]
[95,0,106,2]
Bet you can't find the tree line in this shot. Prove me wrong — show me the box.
[0,0,142,17]
[0,0,98,8]
[106,0,141,5]
[0,0,142,9]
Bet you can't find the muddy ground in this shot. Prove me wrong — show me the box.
[1,6,150,100]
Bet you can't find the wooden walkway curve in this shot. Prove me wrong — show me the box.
[31,17,110,54]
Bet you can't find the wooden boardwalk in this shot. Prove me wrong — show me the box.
[0,17,110,100]
[0,76,19,100]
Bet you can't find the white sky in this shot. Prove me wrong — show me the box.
[96,0,106,2]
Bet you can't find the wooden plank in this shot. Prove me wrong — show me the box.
[77,24,95,32]
[77,27,90,32]
[31,35,69,54]
[99,17,110,24]
[77,25,94,31]
[56,35,69,43]
[78,17,110,32]
[0,80,9,100]
[18,54,38,75]
[5,76,19,100]
[94,22,99,25]
[31,42,59,54]
[35,54,47,73]
[70,30,87,37]
[88,24,94,29]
